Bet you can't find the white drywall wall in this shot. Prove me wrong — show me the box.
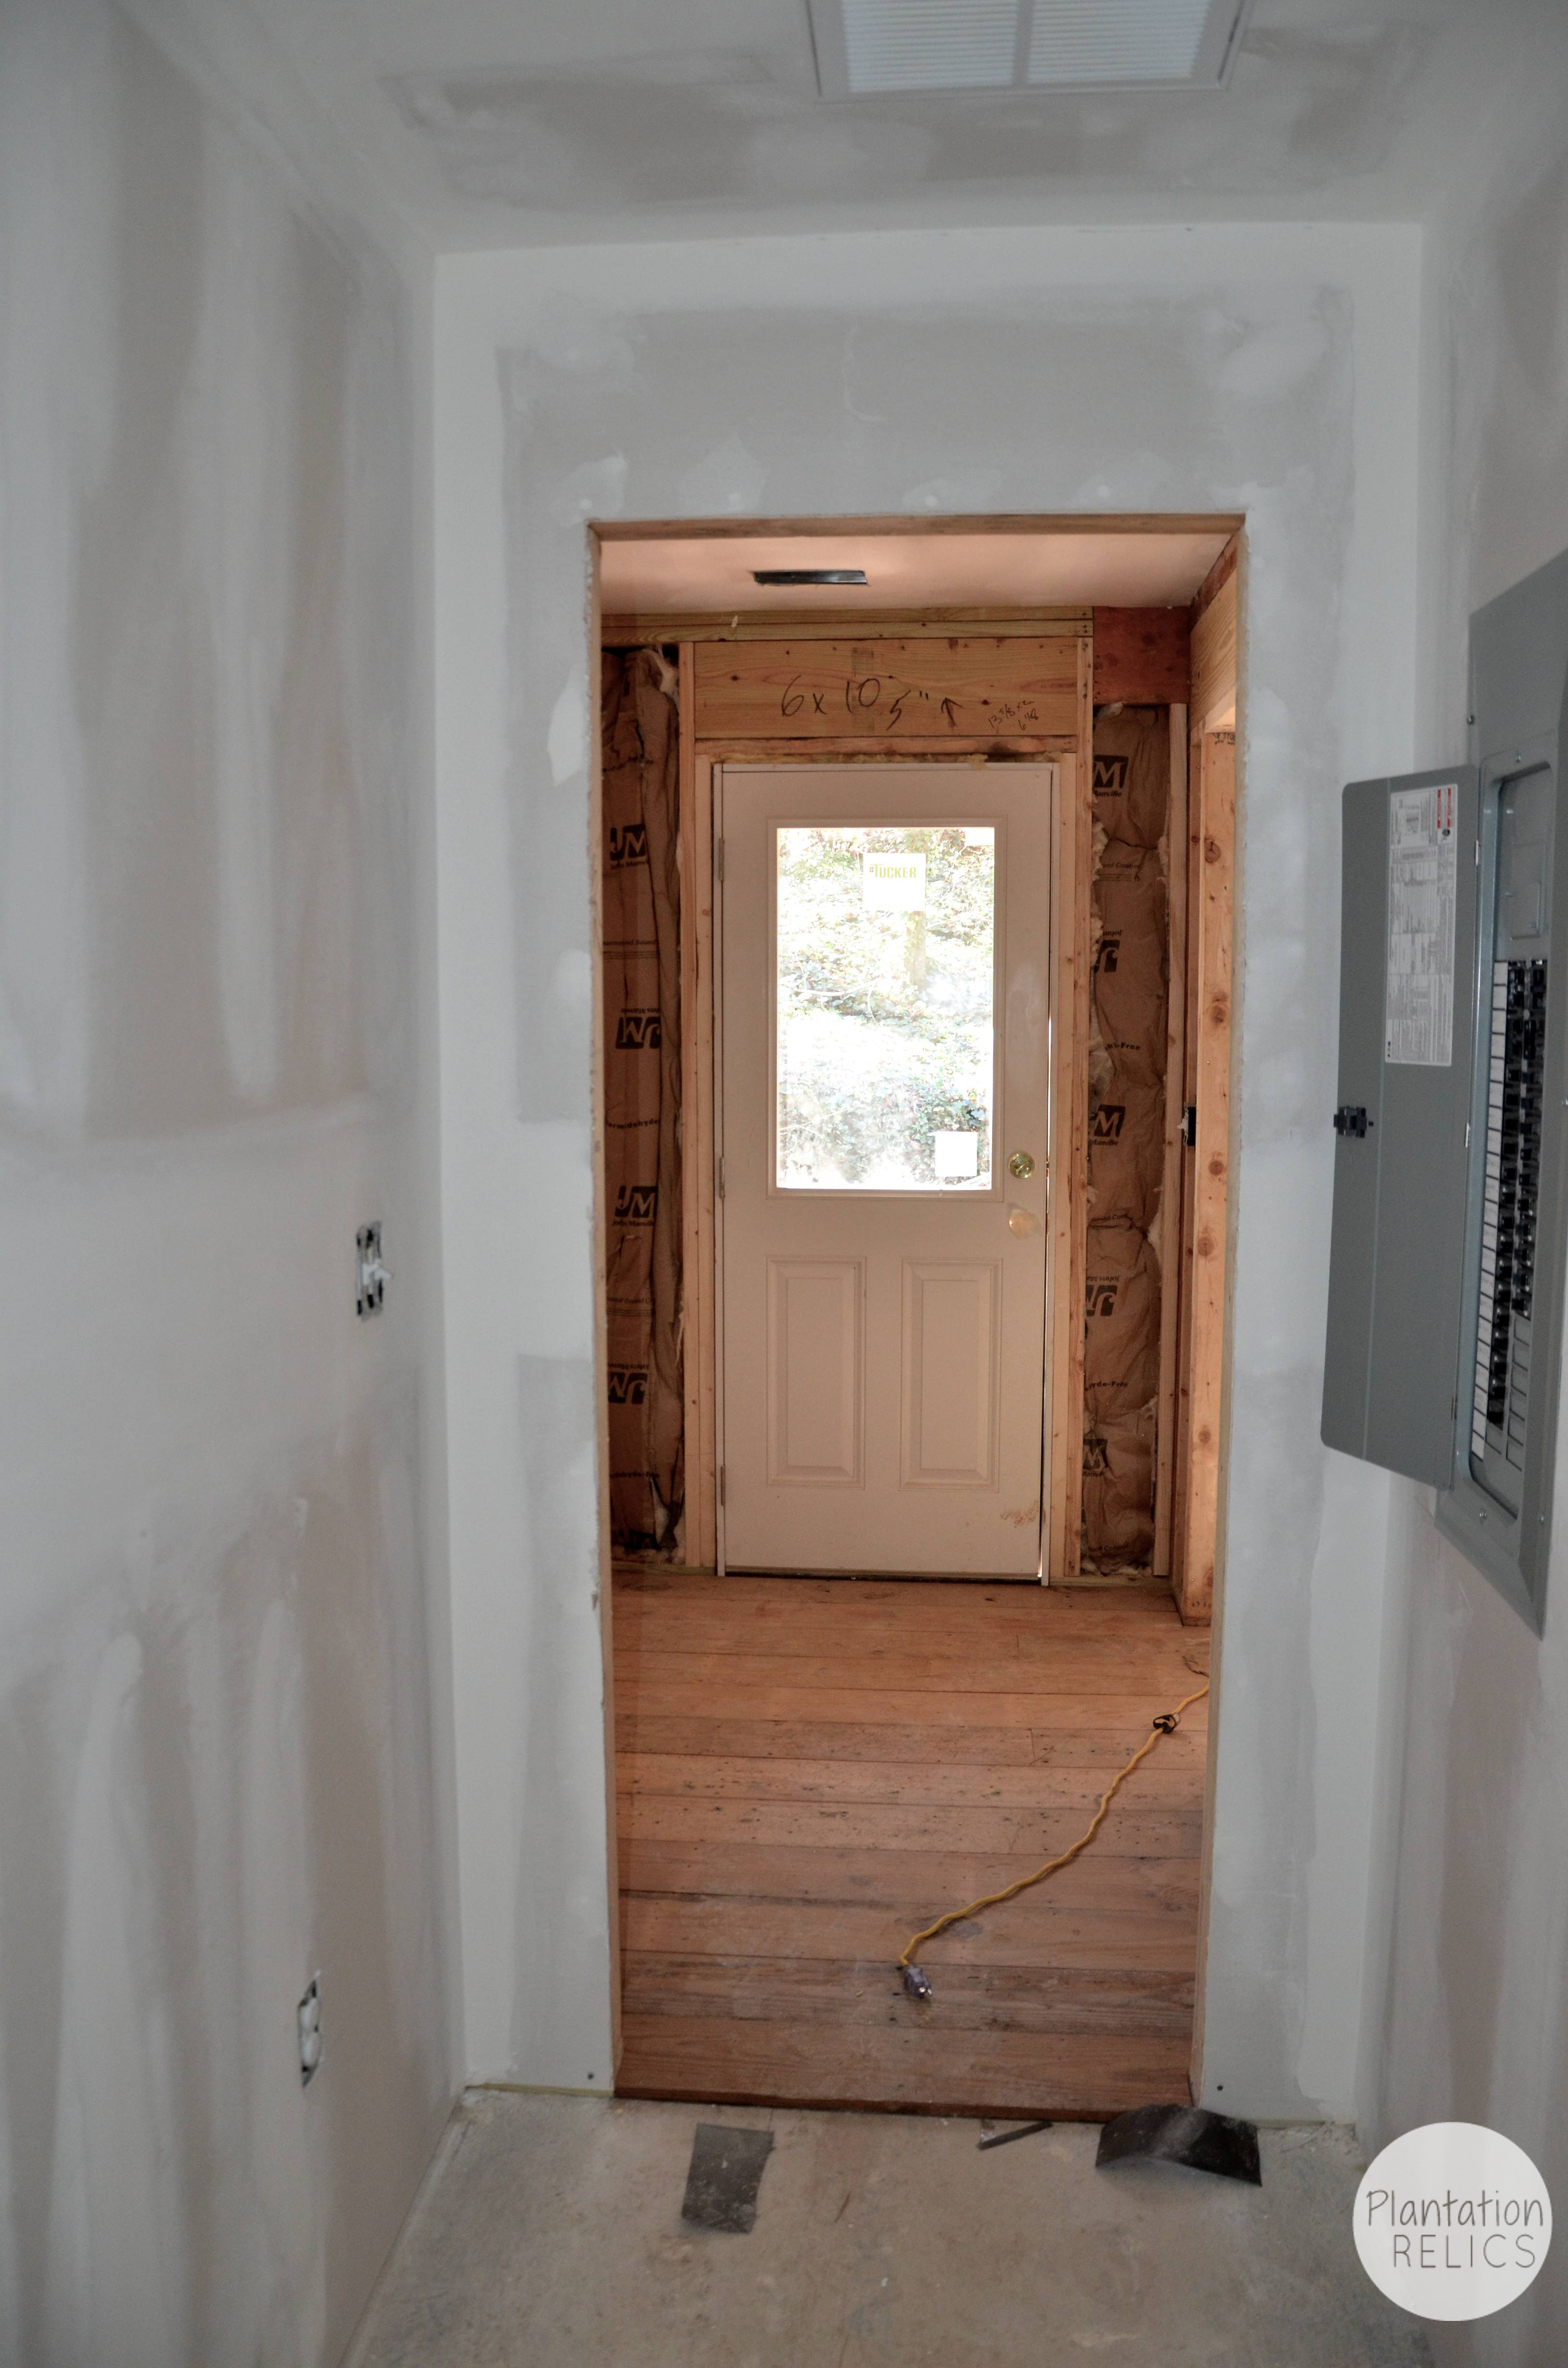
[0,2,456,2358]
[434,218,1422,2112]
[1361,15,1568,2364]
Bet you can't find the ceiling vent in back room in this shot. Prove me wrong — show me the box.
[808,0,1251,97]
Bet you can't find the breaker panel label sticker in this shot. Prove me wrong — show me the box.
[1386,782,1458,1066]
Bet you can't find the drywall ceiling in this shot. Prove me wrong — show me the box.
[600,526,1232,616]
[172,0,1566,252]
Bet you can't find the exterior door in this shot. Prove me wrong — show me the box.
[718,763,1055,1576]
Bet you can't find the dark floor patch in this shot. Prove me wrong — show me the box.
[680,2124,775,2233]
[1096,2103,1262,2185]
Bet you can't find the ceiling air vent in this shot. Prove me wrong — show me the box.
[808,0,1251,97]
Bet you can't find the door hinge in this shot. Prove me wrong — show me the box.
[717,1155,726,1200]
[1182,1104,1197,1148]
[716,838,726,883]
[718,1465,726,1506]
[1333,1105,1371,1137]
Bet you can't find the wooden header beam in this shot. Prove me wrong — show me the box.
[603,607,1089,645]
[693,637,1079,743]
[1091,608,1190,706]
[596,513,1246,543]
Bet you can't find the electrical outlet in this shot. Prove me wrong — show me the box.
[297,1974,322,2086]
[356,1223,390,1319]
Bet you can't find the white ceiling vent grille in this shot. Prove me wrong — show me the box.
[809,0,1251,97]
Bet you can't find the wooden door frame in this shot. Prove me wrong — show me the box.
[1182,530,1242,2107]
[662,592,1240,1597]
[677,634,1092,1579]
[592,523,1244,2111]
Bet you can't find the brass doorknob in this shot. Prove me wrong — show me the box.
[1008,1150,1036,1180]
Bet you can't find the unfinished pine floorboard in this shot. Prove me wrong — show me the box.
[613,1571,1209,2121]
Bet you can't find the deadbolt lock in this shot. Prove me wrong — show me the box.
[1007,1150,1036,1180]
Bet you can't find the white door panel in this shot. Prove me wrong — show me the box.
[719,764,1054,1577]
[900,1259,1000,1489]
[765,1258,864,1485]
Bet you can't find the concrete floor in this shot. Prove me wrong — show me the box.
[346,2092,1433,2366]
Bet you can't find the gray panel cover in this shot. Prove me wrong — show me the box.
[1436,543,1568,1630]
[1322,769,1479,1484]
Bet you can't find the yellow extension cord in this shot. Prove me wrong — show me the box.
[896,1682,1212,1990]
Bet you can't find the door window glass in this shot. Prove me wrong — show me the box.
[775,824,996,1190]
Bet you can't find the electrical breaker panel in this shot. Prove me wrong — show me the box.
[1323,546,1568,1631]
[1322,768,1479,1485]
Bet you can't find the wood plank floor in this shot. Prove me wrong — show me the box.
[613,1571,1210,2121]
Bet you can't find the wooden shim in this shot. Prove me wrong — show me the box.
[1190,571,1237,728]
[694,638,1078,742]
[606,607,1088,644]
[1176,732,1233,1627]
[1153,706,1189,1577]
[1091,608,1190,705]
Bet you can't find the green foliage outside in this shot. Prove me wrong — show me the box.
[777,826,995,1188]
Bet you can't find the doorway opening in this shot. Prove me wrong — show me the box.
[595,517,1240,2116]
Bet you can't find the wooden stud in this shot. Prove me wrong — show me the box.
[1175,732,1233,1627]
[1153,707,1189,1579]
[677,644,698,1564]
[694,758,719,1573]
[693,638,1078,743]
[1170,721,1202,1609]
[677,653,720,1572]
[1090,608,1191,706]
[1047,640,1094,1579]
[1047,765,1073,1582]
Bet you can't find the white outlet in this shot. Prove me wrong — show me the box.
[298,1974,322,2086]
